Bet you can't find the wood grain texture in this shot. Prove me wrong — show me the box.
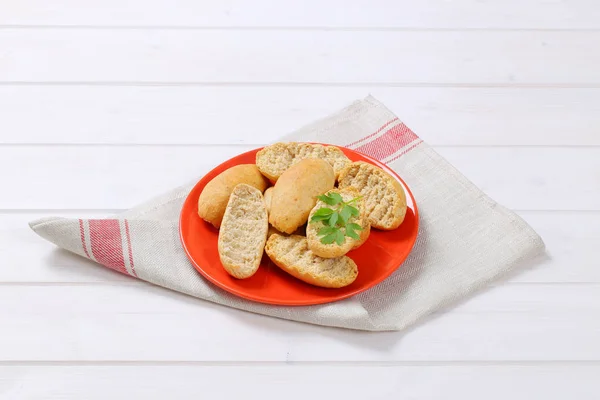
[1,86,598,145]
[0,146,597,210]
[1,30,598,84]
[1,284,598,361]
[2,0,599,29]
[2,211,598,283]
[1,365,599,400]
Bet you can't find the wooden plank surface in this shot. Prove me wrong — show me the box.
[1,365,599,400]
[1,86,598,145]
[1,284,599,361]
[2,0,599,397]
[2,0,599,29]
[0,146,597,210]
[1,30,599,84]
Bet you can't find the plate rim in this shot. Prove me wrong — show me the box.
[179,143,419,306]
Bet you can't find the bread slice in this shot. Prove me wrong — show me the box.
[256,142,350,181]
[338,161,407,230]
[197,164,269,228]
[306,187,370,258]
[218,184,268,279]
[264,234,358,288]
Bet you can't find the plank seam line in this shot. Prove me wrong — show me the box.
[2,25,600,32]
[1,209,598,214]
[1,144,598,149]
[2,82,600,88]
[1,360,599,366]
[1,282,599,287]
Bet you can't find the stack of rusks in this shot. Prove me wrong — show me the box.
[197,142,408,289]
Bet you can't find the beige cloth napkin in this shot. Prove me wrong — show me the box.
[29,95,545,331]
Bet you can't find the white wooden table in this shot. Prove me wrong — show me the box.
[1,1,599,398]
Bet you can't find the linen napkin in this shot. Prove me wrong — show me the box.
[29,95,545,331]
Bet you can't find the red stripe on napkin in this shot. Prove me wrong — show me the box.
[354,122,418,161]
[89,219,129,275]
[346,118,398,148]
[386,139,424,163]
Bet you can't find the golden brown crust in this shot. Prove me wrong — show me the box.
[267,224,280,239]
[267,223,306,240]
[264,187,273,215]
[352,222,371,249]
[198,164,269,228]
[269,158,335,234]
[264,234,358,288]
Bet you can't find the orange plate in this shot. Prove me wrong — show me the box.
[179,145,419,306]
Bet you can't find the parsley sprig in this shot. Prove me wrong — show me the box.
[310,192,363,245]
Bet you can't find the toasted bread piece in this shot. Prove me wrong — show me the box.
[338,161,407,230]
[353,222,371,249]
[198,164,269,228]
[264,187,273,215]
[269,158,335,234]
[256,142,350,181]
[264,187,282,239]
[265,234,358,288]
[267,223,306,239]
[325,145,352,177]
[293,224,307,237]
[266,184,305,241]
[267,224,281,239]
[218,184,268,279]
[306,187,370,258]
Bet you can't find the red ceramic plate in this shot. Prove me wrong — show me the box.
[179,145,419,306]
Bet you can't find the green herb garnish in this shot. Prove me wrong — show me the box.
[310,192,363,245]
